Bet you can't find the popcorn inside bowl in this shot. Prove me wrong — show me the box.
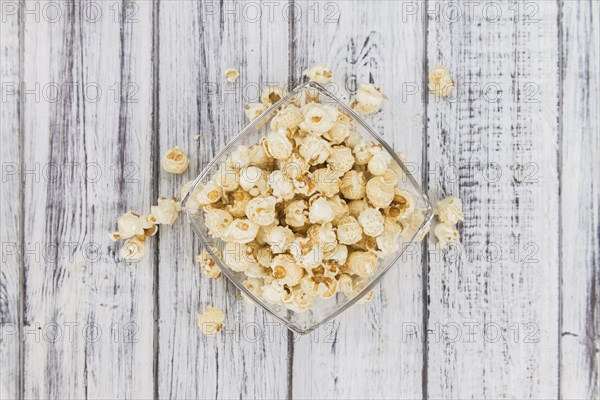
[182,82,432,333]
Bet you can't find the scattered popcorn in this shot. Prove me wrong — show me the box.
[351,84,386,115]
[428,65,455,98]
[303,64,333,85]
[196,249,222,279]
[161,147,189,174]
[198,306,225,336]
[193,134,200,141]
[434,222,460,248]
[224,68,240,82]
[435,196,464,225]
[112,211,155,240]
[148,197,181,225]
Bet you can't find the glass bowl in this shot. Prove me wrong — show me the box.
[182,82,433,334]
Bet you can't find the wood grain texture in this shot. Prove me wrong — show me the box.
[425,1,561,398]
[21,1,155,398]
[560,1,600,398]
[0,3,21,399]
[157,1,289,398]
[291,2,426,398]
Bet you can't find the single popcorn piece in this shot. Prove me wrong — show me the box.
[245,196,278,226]
[281,152,310,180]
[303,64,333,85]
[299,135,332,165]
[328,195,349,221]
[148,197,181,225]
[366,176,395,208]
[224,68,240,82]
[336,216,363,245]
[161,146,189,174]
[215,166,240,193]
[259,225,295,254]
[222,218,260,244]
[388,188,416,220]
[368,151,392,176]
[204,207,234,238]
[435,196,464,225]
[268,170,295,200]
[223,242,257,272]
[247,143,271,169]
[271,254,304,286]
[347,199,369,218]
[352,83,386,115]
[307,222,337,250]
[323,113,353,144]
[239,166,269,196]
[113,211,154,240]
[270,104,303,133]
[195,249,222,279]
[323,243,348,265]
[347,251,378,277]
[120,236,146,261]
[327,146,355,176]
[340,170,367,200]
[428,65,455,98]
[197,306,225,336]
[226,145,251,170]
[262,129,293,160]
[308,195,334,224]
[434,222,460,248]
[344,130,363,149]
[358,207,385,237]
[375,217,403,257]
[285,199,308,228]
[287,289,316,313]
[400,210,428,242]
[196,180,223,206]
[313,167,341,197]
[260,85,289,106]
[299,103,339,135]
[226,188,252,218]
[353,141,382,165]
[262,280,287,305]
[244,103,268,122]
[290,237,323,269]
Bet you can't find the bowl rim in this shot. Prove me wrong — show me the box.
[182,81,434,334]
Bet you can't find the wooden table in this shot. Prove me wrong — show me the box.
[1,1,598,399]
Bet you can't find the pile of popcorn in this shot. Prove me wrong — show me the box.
[184,67,433,314]
[111,64,462,334]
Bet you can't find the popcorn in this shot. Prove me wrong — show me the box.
[161,147,189,174]
[375,217,403,257]
[204,207,234,238]
[347,199,369,218]
[120,236,146,261]
[281,152,310,180]
[244,103,268,122]
[344,130,362,149]
[347,251,378,277]
[390,188,416,219]
[303,64,333,85]
[313,167,341,197]
[224,68,239,82]
[239,166,269,196]
[196,250,222,279]
[337,274,353,294]
[308,195,334,224]
[324,243,348,265]
[358,208,385,237]
[399,211,427,241]
[222,218,259,244]
[226,188,252,218]
[327,146,355,176]
[223,242,256,272]
[226,145,251,170]
[243,278,263,302]
[148,197,181,225]
[299,103,339,135]
[340,170,367,199]
[381,168,400,187]
[196,180,223,206]
[180,180,204,214]
[428,65,454,98]
[328,195,350,221]
[259,225,295,254]
[366,176,395,208]
[198,306,225,336]
[284,199,308,228]
[353,141,382,165]
[268,170,295,200]
[336,216,363,245]
[307,222,337,250]
[260,85,289,106]
[292,174,316,197]
[287,289,315,312]
[435,196,464,225]
[352,84,386,115]
[262,280,287,305]
[262,129,293,160]
[215,166,240,193]
[367,151,392,176]
[245,196,278,226]
[323,113,354,144]
[290,237,323,269]
[113,211,154,239]
[270,104,303,133]
[271,254,304,286]
[299,135,332,165]
[434,222,460,248]
[255,245,273,267]
[248,143,271,168]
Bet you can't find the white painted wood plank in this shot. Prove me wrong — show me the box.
[0,4,21,399]
[426,2,560,398]
[560,1,600,398]
[21,1,155,398]
[291,2,426,398]
[157,2,289,398]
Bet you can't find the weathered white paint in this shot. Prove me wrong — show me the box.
[21,1,155,398]
[560,1,600,399]
[0,4,21,399]
[291,2,426,399]
[157,1,289,398]
[425,1,561,398]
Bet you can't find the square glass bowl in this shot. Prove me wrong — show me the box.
[182,81,433,334]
